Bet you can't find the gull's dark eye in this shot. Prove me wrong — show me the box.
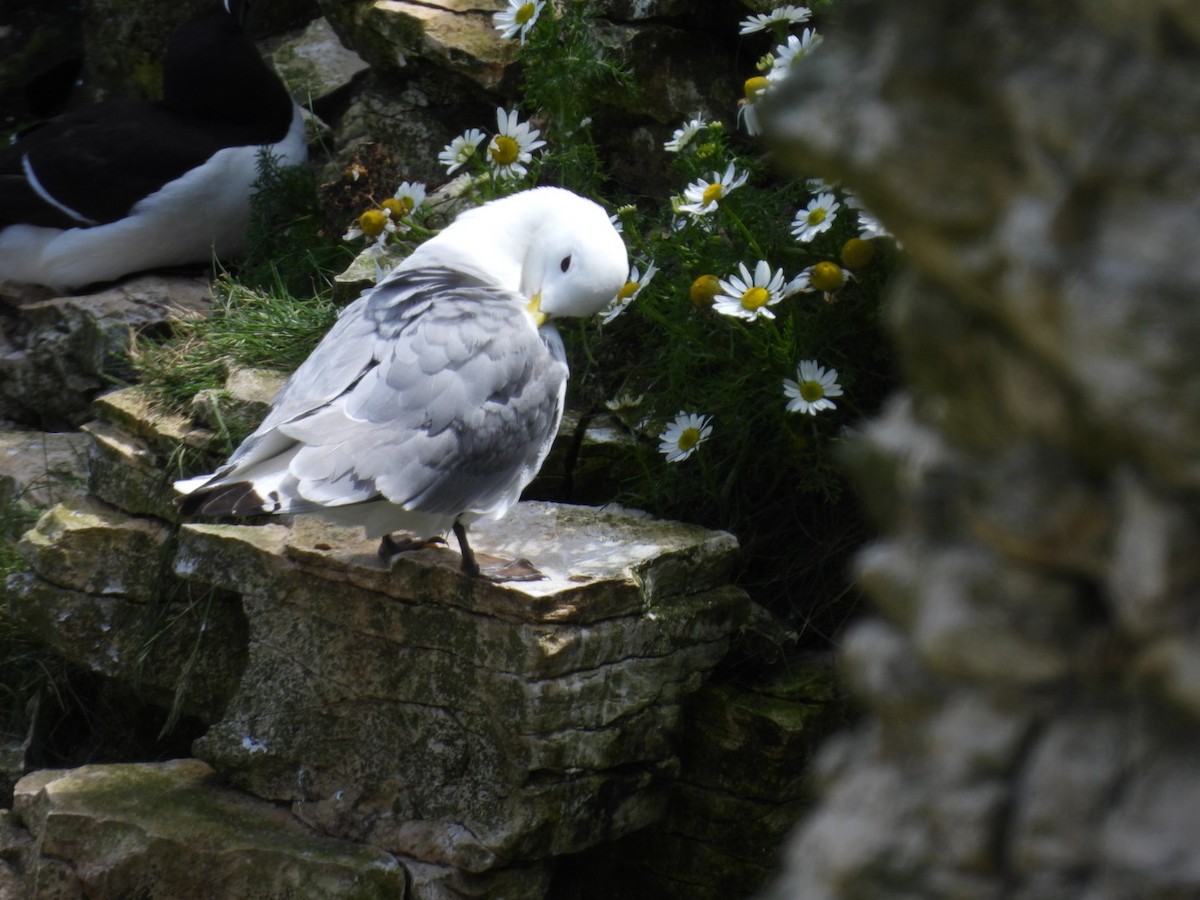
[560,255,572,273]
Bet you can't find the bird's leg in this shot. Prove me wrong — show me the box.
[452,520,544,581]
[453,520,547,582]
[452,521,481,577]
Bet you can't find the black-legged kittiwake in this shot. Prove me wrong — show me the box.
[175,187,628,579]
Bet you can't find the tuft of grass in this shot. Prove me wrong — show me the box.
[131,148,350,414]
[130,271,339,413]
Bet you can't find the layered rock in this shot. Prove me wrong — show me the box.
[180,504,747,876]
[7,759,404,898]
[5,381,752,896]
[561,662,838,899]
[8,498,247,725]
[0,428,90,512]
[0,276,212,430]
[762,0,1200,897]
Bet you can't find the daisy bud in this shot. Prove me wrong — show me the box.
[809,261,846,292]
[841,238,876,270]
[690,274,721,309]
[358,209,390,237]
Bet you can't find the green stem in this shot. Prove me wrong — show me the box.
[723,204,767,260]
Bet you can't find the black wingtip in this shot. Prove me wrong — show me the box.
[175,482,270,517]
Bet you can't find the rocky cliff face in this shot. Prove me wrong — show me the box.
[764,1,1200,896]
[0,380,834,898]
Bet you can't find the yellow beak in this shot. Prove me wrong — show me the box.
[526,293,547,327]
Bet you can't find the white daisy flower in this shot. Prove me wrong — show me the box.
[487,108,546,179]
[784,360,843,415]
[678,163,749,216]
[659,412,713,463]
[737,77,772,137]
[768,28,823,83]
[663,116,708,153]
[791,191,840,242]
[343,208,397,244]
[739,5,812,35]
[786,261,851,298]
[381,181,427,226]
[604,391,645,413]
[438,128,487,174]
[713,260,787,321]
[600,262,658,324]
[493,0,546,44]
[857,209,892,240]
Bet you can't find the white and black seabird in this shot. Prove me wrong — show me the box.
[175,187,629,579]
[0,0,307,291]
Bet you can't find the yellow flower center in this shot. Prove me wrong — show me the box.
[490,135,520,166]
[809,261,846,292]
[382,197,413,219]
[358,209,389,237]
[806,207,827,226]
[678,427,702,452]
[618,281,640,300]
[799,380,826,402]
[744,76,770,102]
[701,183,724,207]
[841,237,876,270]
[690,274,720,308]
[515,1,537,24]
[741,286,771,310]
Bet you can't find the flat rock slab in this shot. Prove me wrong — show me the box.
[328,0,516,88]
[277,500,742,619]
[0,275,212,429]
[269,16,371,103]
[172,502,748,873]
[10,759,404,899]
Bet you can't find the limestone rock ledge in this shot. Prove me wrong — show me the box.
[6,759,404,899]
[8,497,248,725]
[0,276,212,430]
[6,381,754,895]
[175,502,749,874]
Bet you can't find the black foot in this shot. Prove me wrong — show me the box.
[378,532,446,564]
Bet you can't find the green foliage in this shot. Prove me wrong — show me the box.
[240,149,355,296]
[492,0,899,639]
[517,0,634,193]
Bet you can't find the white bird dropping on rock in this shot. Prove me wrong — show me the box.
[175,187,628,579]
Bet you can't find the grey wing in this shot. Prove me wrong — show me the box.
[268,269,567,516]
[214,291,381,475]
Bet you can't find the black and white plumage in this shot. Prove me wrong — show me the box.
[0,0,307,291]
[175,187,629,578]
